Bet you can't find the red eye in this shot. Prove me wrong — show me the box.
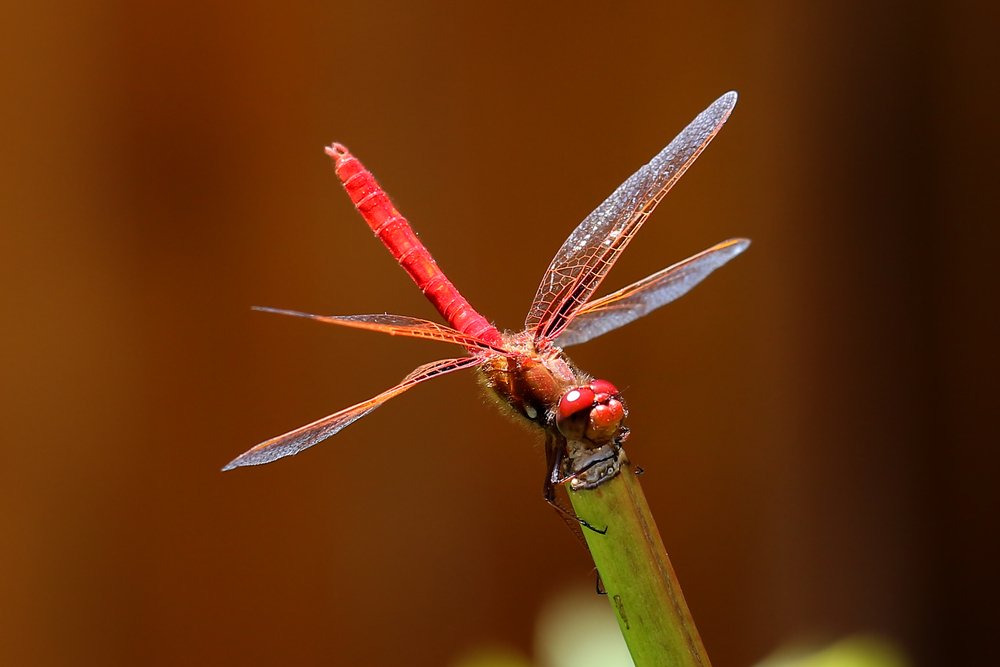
[585,399,626,443]
[557,387,595,420]
[589,379,619,398]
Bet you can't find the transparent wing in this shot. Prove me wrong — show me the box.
[222,356,482,470]
[527,92,738,346]
[553,238,750,347]
[253,307,504,353]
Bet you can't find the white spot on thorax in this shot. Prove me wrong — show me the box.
[525,405,537,419]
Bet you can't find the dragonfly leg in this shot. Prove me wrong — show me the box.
[595,570,607,596]
[543,434,608,535]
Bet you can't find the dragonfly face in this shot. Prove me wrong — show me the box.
[555,377,629,490]
[556,379,625,444]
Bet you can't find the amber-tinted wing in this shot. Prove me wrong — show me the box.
[553,238,750,347]
[526,92,738,347]
[253,307,505,353]
[222,356,482,470]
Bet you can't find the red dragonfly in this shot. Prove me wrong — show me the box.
[225,92,748,525]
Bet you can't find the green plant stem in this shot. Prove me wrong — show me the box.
[568,450,711,667]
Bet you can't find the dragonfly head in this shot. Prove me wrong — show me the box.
[555,379,626,446]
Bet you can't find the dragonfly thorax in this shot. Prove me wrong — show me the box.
[477,332,629,490]
[478,334,578,425]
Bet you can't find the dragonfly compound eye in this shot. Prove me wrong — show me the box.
[556,381,626,444]
[585,399,625,443]
[556,387,596,440]
[588,379,620,399]
[557,387,596,421]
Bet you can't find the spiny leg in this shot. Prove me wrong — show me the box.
[595,570,607,596]
[543,433,607,535]
[549,447,619,487]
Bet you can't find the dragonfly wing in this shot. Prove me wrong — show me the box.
[554,238,750,347]
[527,92,738,346]
[222,356,482,470]
[253,308,504,353]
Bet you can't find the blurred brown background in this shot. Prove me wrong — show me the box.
[2,1,997,665]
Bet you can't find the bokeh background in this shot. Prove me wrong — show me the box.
[3,2,997,665]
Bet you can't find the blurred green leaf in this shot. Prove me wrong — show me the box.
[451,647,533,667]
[755,636,909,667]
[536,588,633,667]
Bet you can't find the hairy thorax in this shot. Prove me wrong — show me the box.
[478,331,629,489]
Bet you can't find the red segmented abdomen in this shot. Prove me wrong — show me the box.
[326,143,503,347]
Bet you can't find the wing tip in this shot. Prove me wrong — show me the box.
[731,237,752,253]
[221,451,258,471]
[221,447,289,472]
[252,306,315,320]
[710,237,752,258]
[711,91,739,121]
